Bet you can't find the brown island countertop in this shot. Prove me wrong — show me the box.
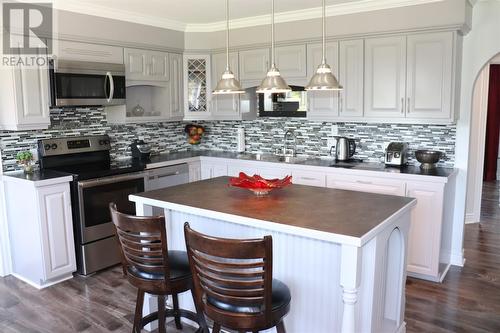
[130,177,416,246]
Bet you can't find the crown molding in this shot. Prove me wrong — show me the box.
[50,0,446,33]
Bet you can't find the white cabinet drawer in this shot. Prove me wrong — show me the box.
[292,170,326,187]
[326,174,406,196]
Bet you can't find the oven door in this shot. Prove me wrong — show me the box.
[77,172,145,244]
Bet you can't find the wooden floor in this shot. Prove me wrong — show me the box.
[1,182,500,332]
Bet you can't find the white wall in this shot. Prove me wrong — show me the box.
[453,0,500,264]
[185,0,472,51]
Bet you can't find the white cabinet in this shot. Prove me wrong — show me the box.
[339,39,364,118]
[57,40,123,64]
[0,37,50,130]
[292,169,326,187]
[124,48,169,82]
[184,54,212,120]
[170,53,184,120]
[189,161,202,183]
[307,42,340,120]
[275,45,307,78]
[405,181,444,278]
[406,32,453,120]
[200,160,228,180]
[211,52,241,120]
[364,36,407,119]
[239,48,270,81]
[37,184,76,280]
[326,174,406,196]
[3,175,76,288]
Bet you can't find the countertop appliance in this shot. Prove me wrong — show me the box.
[385,142,409,166]
[38,135,145,275]
[130,139,152,160]
[334,137,356,161]
[257,85,307,117]
[49,59,126,107]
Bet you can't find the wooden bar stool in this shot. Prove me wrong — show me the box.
[109,203,208,333]
[183,223,291,333]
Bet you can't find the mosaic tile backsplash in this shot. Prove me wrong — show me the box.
[0,108,456,172]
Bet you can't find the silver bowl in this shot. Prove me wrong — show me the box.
[415,150,443,169]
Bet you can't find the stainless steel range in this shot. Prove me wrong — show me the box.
[38,135,146,275]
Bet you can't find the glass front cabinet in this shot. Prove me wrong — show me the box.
[183,54,212,120]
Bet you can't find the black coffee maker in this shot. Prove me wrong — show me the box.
[130,139,151,160]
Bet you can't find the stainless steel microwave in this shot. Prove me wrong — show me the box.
[49,59,126,107]
[257,85,307,117]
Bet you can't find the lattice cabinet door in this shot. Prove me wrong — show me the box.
[183,54,212,120]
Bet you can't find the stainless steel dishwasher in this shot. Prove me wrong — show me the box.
[145,163,190,191]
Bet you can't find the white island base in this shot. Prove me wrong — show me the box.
[132,180,414,333]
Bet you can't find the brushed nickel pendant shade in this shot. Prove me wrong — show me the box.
[305,0,343,91]
[256,0,291,94]
[213,0,244,95]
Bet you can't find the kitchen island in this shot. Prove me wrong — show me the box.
[130,177,416,333]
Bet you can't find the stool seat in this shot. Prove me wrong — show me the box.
[207,279,291,314]
[127,251,191,281]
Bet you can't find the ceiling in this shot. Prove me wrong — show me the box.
[50,0,446,32]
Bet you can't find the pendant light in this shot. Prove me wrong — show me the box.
[213,0,244,94]
[256,0,291,94]
[305,0,343,91]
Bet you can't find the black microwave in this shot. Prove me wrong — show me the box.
[258,85,307,117]
[49,59,126,107]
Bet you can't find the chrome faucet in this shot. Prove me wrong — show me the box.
[283,130,296,157]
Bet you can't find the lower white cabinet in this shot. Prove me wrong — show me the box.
[3,175,76,288]
[188,161,202,182]
[200,160,228,180]
[405,181,445,279]
[326,174,406,196]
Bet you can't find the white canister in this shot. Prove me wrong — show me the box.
[236,128,245,152]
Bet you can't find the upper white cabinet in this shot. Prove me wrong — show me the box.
[211,52,241,120]
[406,32,453,120]
[170,53,184,120]
[364,36,407,119]
[184,54,211,120]
[364,32,456,123]
[0,37,50,130]
[307,42,340,120]
[57,40,123,64]
[239,48,270,81]
[124,48,169,83]
[339,39,364,118]
[275,45,307,78]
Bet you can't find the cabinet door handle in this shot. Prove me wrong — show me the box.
[407,97,410,114]
[339,95,343,114]
[356,180,373,185]
[300,177,317,181]
[401,98,404,114]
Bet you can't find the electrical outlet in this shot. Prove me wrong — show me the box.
[331,125,339,136]
[327,138,336,148]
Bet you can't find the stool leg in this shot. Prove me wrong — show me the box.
[212,322,221,333]
[157,295,166,333]
[172,293,183,329]
[133,289,144,333]
[190,289,209,332]
[276,321,286,333]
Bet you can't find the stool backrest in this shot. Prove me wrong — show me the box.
[183,222,273,326]
[109,203,170,283]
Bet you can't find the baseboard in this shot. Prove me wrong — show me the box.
[396,322,406,333]
[10,272,74,289]
[450,249,466,267]
[465,213,480,224]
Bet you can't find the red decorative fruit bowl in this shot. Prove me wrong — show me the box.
[229,172,292,196]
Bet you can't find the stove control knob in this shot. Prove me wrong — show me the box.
[51,143,58,150]
[99,140,104,145]
[44,144,51,150]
